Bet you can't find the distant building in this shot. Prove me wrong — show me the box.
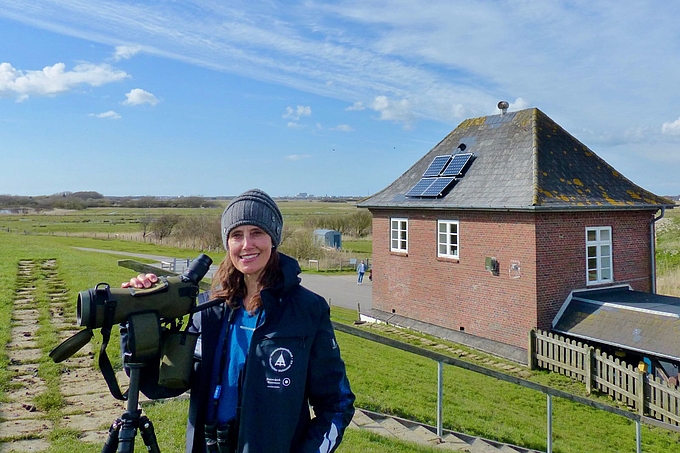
[314,229,342,249]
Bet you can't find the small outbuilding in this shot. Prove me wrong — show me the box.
[314,229,342,249]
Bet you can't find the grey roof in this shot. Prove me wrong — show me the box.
[553,286,680,361]
[359,108,674,211]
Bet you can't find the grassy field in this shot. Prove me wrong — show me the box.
[2,204,680,452]
[0,200,362,236]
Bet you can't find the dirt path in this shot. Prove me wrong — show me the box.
[0,259,133,452]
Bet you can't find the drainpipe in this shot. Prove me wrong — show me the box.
[651,207,666,294]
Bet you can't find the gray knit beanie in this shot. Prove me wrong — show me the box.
[221,189,283,250]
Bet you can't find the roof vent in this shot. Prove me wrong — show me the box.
[497,101,509,116]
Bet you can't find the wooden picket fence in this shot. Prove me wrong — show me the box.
[529,328,680,426]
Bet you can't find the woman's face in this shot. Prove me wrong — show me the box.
[227,224,273,279]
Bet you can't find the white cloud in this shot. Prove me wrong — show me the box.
[286,154,311,161]
[113,45,142,61]
[662,118,680,136]
[346,101,365,111]
[0,61,128,101]
[90,110,121,119]
[123,88,159,106]
[287,121,303,128]
[283,105,312,120]
[332,124,353,132]
[509,98,529,111]
[370,95,413,127]
[451,104,466,118]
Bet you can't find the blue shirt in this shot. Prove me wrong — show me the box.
[209,306,263,424]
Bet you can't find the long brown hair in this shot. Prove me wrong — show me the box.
[211,251,281,312]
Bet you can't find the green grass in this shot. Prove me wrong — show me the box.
[657,211,680,269]
[342,239,373,255]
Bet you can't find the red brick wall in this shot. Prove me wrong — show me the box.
[371,208,656,351]
[371,209,538,348]
[535,210,655,329]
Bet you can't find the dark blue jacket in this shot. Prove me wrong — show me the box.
[126,253,355,453]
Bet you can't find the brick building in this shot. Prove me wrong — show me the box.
[359,107,675,360]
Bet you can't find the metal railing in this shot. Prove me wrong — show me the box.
[332,322,680,453]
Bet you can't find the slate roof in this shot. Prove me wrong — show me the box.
[553,286,680,361]
[359,108,674,210]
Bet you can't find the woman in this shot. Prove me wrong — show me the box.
[122,189,355,453]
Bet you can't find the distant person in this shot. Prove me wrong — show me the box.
[121,188,355,453]
[357,260,366,285]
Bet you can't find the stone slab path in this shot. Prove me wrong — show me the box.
[0,259,130,452]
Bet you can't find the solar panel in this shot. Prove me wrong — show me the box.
[405,178,435,197]
[421,177,456,197]
[441,153,474,177]
[422,155,451,177]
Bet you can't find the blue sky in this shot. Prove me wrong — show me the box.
[1,1,680,198]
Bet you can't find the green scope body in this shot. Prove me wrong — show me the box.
[77,253,212,329]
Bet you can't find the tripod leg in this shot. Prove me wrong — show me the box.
[139,416,161,453]
[101,418,122,453]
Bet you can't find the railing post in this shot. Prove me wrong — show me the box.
[437,361,443,437]
[546,394,553,453]
[636,370,645,416]
[585,346,593,395]
[527,329,536,370]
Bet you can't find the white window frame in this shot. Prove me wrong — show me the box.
[390,218,408,253]
[586,226,613,285]
[437,220,459,259]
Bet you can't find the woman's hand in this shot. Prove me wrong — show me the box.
[121,273,159,289]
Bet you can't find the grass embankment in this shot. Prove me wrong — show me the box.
[2,232,680,452]
[657,208,680,297]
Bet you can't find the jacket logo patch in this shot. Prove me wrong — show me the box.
[269,347,293,373]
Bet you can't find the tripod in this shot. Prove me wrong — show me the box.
[102,364,161,453]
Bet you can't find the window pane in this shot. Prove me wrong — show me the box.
[588,270,598,282]
[587,230,597,241]
[588,258,597,269]
[601,257,611,269]
[600,229,610,241]
[587,246,597,258]
[600,245,611,257]
[601,268,611,280]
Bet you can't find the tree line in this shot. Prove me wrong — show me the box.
[0,192,219,211]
